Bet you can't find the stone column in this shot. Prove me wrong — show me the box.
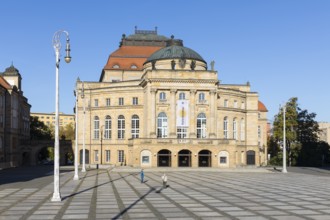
[169,89,177,138]
[150,88,157,138]
[189,89,196,138]
[209,90,217,138]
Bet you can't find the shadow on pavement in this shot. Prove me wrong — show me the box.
[0,165,72,186]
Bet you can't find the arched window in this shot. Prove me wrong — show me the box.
[199,93,205,101]
[179,92,185,100]
[223,117,228,139]
[157,112,168,138]
[197,113,207,138]
[159,92,166,101]
[94,116,99,139]
[118,115,125,139]
[105,115,111,139]
[233,118,237,140]
[112,64,120,69]
[240,118,245,141]
[131,115,139,138]
[130,64,137,69]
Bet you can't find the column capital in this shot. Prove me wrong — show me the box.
[170,89,177,94]
[150,88,157,93]
[209,89,217,95]
[190,89,197,94]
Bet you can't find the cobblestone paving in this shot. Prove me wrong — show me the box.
[0,167,330,220]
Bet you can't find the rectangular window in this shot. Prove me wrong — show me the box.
[258,126,261,139]
[94,99,99,107]
[132,97,138,105]
[142,156,149,164]
[119,97,124,106]
[234,100,238,108]
[220,156,227,164]
[224,99,228,107]
[106,98,111,106]
[105,150,110,162]
[118,150,124,163]
[94,150,99,162]
[177,127,187,139]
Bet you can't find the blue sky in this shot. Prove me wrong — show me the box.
[1,0,329,122]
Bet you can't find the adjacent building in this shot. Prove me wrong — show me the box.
[76,28,268,168]
[31,112,75,128]
[0,65,31,168]
[318,122,330,144]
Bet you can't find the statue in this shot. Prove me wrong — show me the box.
[190,60,196,70]
[171,60,176,70]
[210,60,215,71]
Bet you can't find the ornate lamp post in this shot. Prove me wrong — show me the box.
[73,78,80,180]
[52,30,71,202]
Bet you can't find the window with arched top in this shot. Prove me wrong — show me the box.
[199,93,205,101]
[197,113,207,138]
[233,118,237,140]
[131,115,139,138]
[130,64,137,69]
[179,92,185,100]
[159,92,166,101]
[118,115,125,139]
[157,112,168,138]
[112,64,120,68]
[105,115,111,139]
[223,117,228,139]
[94,116,100,139]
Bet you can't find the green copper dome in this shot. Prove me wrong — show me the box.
[146,45,206,64]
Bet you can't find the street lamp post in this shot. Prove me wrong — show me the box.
[282,104,288,173]
[73,78,80,180]
[81,82,86,172]
[52,30,71,202]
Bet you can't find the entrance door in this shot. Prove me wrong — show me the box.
[178,150,191,167]
[158,149,171,167]
[198,150,211,167]
[247,150,255,165]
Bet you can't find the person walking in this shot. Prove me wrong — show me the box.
[162,173,167,189]
[140,169,144,183]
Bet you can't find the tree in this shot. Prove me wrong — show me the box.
[297,110,319,143]
[270,97,330,167]
[30,116,52,140]
[273,97,299,166]
[59,123,75,140]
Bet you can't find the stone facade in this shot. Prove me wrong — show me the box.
[318,122,330,144]
[76,29,268,168]
[0,65,31,168]
[31,112,75,128]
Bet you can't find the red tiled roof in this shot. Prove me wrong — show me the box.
[104,46,163,71]
[258,101,268,112]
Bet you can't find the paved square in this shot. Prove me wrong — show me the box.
[0,167,330,219]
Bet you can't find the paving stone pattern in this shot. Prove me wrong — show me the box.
[0,168,330,220]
